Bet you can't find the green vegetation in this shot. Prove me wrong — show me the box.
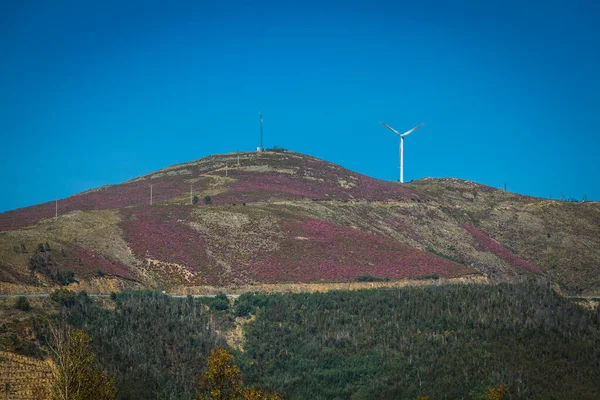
[204,195,212,205]
[237,281,600,399]
[413,273,439,280]
[48,324,116,400]
[198,347,282,400]
[53,291,227,400]
[204,293,230,311]
[28,283,600,399]
[425,247,464,265]
[356,275,390,282]
[28,244,76,286]
[14,296,31,312]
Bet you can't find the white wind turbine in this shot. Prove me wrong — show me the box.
[380,122,424,183]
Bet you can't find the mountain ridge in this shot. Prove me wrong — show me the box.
[1,151,598,295]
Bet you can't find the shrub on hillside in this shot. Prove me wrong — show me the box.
[15,296,31,311]
[50,289,76,307]
[357,275,390,282]
[203,294,229,311]
[414,273,440,280]
[234,293,279,317]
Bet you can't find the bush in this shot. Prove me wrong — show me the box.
[414,273,440,280]
[426,247,465,265]
[206,294,229,311]
[357,275,390,282]
[50,289,76,307]
[193,195,199,205]
[15,296,31,311]
[55,270,76,286]
[234,293,277,317]
[204,196,212,205]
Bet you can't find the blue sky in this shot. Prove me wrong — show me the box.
[1,0,599,212]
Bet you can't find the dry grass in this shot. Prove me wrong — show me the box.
[0,209,142,285]
[170,275,489,296]
[223,314,256,352]
[66,276,144,293]
[0,351,53,400]
[0,283,49,294]
[35,209,139,270]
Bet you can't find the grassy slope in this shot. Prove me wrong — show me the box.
[409,178,600,295]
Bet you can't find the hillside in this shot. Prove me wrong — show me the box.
[1,151,598,295]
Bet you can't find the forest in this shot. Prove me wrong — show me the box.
[20,281,600,399]
[237,282,600,399]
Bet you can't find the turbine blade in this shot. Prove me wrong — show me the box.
[379,121,401,135]
[401,123,424,137]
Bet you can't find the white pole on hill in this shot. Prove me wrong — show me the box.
[380,122,424,183]
[400,136,404,183]
[150,184,153,205]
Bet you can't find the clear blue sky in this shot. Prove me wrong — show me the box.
[1,0,599,212]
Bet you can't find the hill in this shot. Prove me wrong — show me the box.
[1,151,598,295]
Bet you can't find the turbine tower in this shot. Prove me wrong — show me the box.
[380,122,424,183]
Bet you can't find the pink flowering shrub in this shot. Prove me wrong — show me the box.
[119,206,216,284]
[61,245,137,280]
[215,173,322,204]
[213,167,424,205]
[463,224,542,274]
[248,217,473,283]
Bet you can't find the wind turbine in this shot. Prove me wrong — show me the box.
[380,122,424,183]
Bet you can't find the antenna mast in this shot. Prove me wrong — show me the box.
[258,113,263,152]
